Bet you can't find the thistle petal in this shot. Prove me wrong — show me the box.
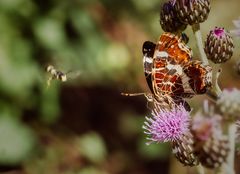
[143,104,190,143]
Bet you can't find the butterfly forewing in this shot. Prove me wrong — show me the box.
[151,33,195,102]
[142,41,156,94]
[157,33,192,65]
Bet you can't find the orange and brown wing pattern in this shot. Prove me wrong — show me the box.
[148,32,211,108]
[151,32,195,101]
[152,57,173,96]
[183,60,212,94]
[157,32,192,65]
[152,57,195,101]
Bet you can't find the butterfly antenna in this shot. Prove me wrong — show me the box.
[121,92,146,97]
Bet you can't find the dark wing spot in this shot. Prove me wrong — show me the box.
[142,41,156,57]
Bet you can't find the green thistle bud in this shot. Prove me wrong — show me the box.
[216,88,240,120]
[160,1,187,32]
[197,136,229,168]
[191,112,229,168]
[204,27,234,64]
[171,133,199,166]
[173,0,211,25]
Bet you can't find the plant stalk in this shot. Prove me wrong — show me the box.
[226,123,236,174]
[192,24,209,65]
[197,164,205,174]
[206,67,222,102]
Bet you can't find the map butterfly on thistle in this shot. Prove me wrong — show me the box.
[142,32,212,109]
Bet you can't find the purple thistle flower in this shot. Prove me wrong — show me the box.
[230,17,240,37]
[143,105,190,145]
[192,112,222,141]
[213,27,225,38]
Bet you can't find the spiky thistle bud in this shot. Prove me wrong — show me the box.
[191,112,229,168]
[172,132,199,166]
[234,60,240,76]
[160,1,187,32]
[236,121,240,144]
[230,17,240,37]
[216,88,240,120]
[197,136,229,168]
[172,0,211,25]
[204,27,234,64]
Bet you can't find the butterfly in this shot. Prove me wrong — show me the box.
[142,32,212,109]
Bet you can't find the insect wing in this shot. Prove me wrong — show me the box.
[65,70,81,81]
[151,33,196,102]
[142,41,156,94]
[183,60,212,94]
[157,32,192,65]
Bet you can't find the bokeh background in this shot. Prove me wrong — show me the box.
[0,0,239,173]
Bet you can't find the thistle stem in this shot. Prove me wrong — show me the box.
[214,68,222,96]
[221,163,235,174]
[192,24,209,65]
[226,123,236,174]
[206,67,222,102]
[197,164,205,174]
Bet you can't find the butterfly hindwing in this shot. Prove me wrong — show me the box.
[183,60,212,94]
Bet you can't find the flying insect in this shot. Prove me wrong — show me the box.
[46,65,68,88]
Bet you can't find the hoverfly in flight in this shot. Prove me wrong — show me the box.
[45,65,80,88]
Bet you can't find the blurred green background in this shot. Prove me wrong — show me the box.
[0,0,239,173]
